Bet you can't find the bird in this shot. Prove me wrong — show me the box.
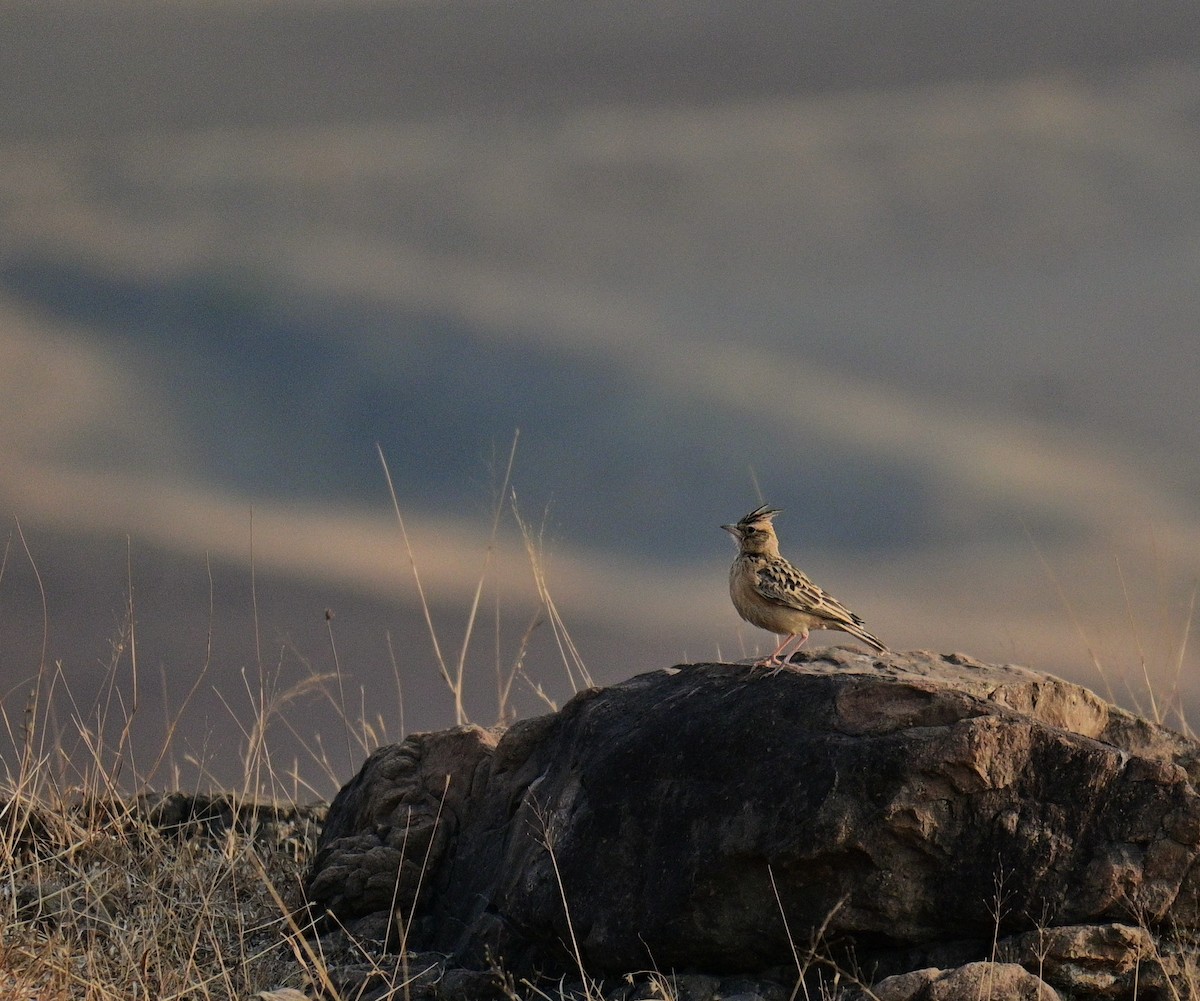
[722,504,887,666]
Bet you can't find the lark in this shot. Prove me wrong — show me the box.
[722,504,887,666]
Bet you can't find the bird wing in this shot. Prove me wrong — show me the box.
[753,559,887,652]
[753,560,867,629]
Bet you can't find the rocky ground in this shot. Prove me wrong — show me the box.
[306,649,1200,1000]
[5,649,1200,999]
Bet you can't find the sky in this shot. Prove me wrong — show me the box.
[2,1,1200,793]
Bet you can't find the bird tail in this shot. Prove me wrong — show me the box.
[845,621,888,654]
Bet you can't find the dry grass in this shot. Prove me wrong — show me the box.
[0,790,320,999]
[0,580,342,1001]
[0,520,349,996]
[0,451,593,999]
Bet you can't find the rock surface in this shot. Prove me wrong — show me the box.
[866,961,1062,1000]
[305,649,1200,998]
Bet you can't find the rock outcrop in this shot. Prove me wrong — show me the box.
[305,650,1200,999]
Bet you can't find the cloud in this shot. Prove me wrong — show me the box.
[2,65,1199,707]
[4,275,1195,695]
[0,297,175,465]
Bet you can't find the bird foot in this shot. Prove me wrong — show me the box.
[750,656,792,676]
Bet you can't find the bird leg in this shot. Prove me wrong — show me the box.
[784,631,810,661]
[756,631,809,670]
[753,634,793,667]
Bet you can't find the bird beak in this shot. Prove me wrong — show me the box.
[721,524,739,536]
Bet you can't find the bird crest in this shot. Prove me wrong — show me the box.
[737,504,781,528]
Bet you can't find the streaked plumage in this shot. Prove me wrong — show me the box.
[722,504,887,666]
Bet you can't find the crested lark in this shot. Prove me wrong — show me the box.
[722,504,887,666]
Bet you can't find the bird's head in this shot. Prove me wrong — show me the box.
[721,505,782,556]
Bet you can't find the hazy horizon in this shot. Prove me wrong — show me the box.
[2,1,1199,791]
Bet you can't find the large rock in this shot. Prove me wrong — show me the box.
[305,649,1200,994]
